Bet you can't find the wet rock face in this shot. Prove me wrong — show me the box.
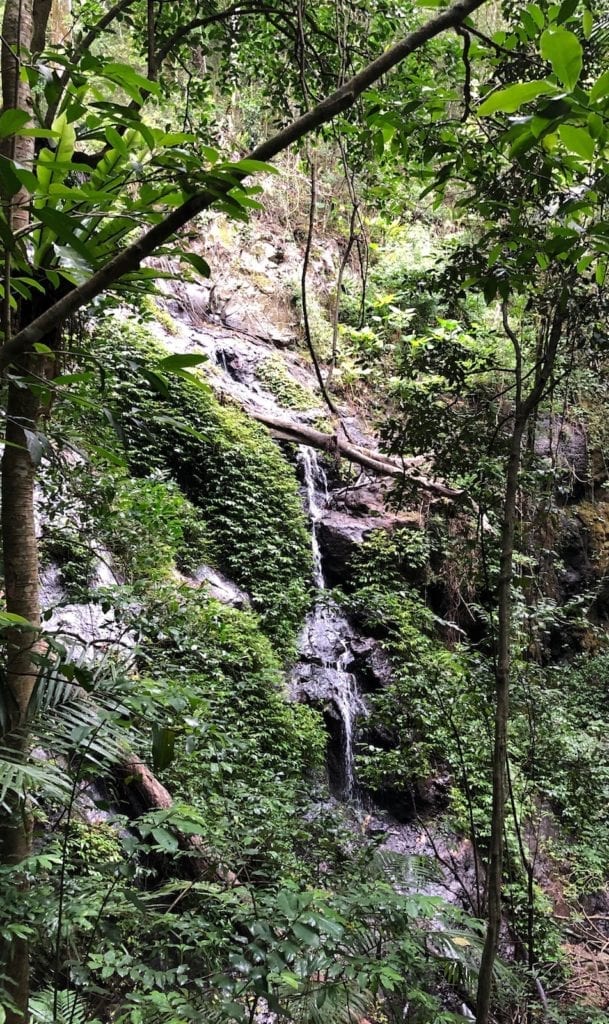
[535,417,588,502]
[369,774,452,823]
[317,480,422,589]
[556,513,595,602]
[348,635,393,690]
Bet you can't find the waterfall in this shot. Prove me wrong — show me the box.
[299,445,328,588]
[293,446,366,800]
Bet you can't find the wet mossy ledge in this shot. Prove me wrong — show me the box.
[80,317,313,655]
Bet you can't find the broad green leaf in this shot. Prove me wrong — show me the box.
[35,206,96,261]
[157,353,209,371]
[527,3,545,28]
[19,127,61,138]
[229,158,279,175]
[590,70,609,102]
[181,252,211,278]
[292,922,319,946]
[0,108,29,138]
[105,125,128,156]
[478,80,555,115]
[588,112,604,139]
[23,428,51,466]
[36,112,76,196]
[556,0,579,21]
[53,371,94,386]
[0,156,22,197]
[152,724,176,771]
[223,1002,246,1022]
[0,611,36,629]
[540,27,582,89]
[151,827,179,852]
[559,123,595,159]
[101,62,160,100]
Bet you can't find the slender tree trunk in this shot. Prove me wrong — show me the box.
[476,305,563,1021]
[476,416,525,1023]
[0,356,43,1024]
[1,2,53,1017]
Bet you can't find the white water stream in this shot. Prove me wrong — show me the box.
[292,446,367,800]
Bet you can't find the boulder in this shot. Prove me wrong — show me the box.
[190,565,250,608]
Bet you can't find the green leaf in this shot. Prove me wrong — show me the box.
[0,108,29,139]
[152,724,176,771]
[590,70,609,102]
[0,157,22,197]
[23,428,51,467]
[223,1002,246,1022]
[0,611,36,630]
[559,123,595,159]
[527,3,545,29]
[35,206,95,262]
[540,28,582,89]
[151,827,179,853]
[181,252,211,278]
[478,80,555,115]
[583,8,593,37]
[157,353,209,372]
[142,368,171,398]
[35,112,76,197]
[556,0,579,21]
[292,922,319,946]
[53,371,94,386]
[105,125,128,156]
[101,62,160,100]
[228,158,279,175]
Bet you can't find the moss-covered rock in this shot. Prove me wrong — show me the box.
[81,318,312,653]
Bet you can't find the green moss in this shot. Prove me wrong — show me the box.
[140,295,179,335]
[102,474,210,580]
[131,585,326,872]
[257,353,317,410]
[83,318,312,653]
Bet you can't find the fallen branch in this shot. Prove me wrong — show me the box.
[250,409,464,499]
[119,756,236,884]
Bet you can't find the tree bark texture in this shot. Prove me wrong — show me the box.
[1,0,35,235]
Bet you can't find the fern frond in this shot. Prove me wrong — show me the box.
[0,747,70,810]
[30,988,94,1024]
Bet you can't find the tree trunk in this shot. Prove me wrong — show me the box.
[475,417,525,1022]
[1,1,52,1015]
[0,360,42,1024]
[1,0,35,234]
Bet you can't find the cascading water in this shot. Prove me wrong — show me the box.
[292,446,367,800]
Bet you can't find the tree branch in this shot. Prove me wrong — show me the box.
[251,410,464,498]
[0,0,489,372]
